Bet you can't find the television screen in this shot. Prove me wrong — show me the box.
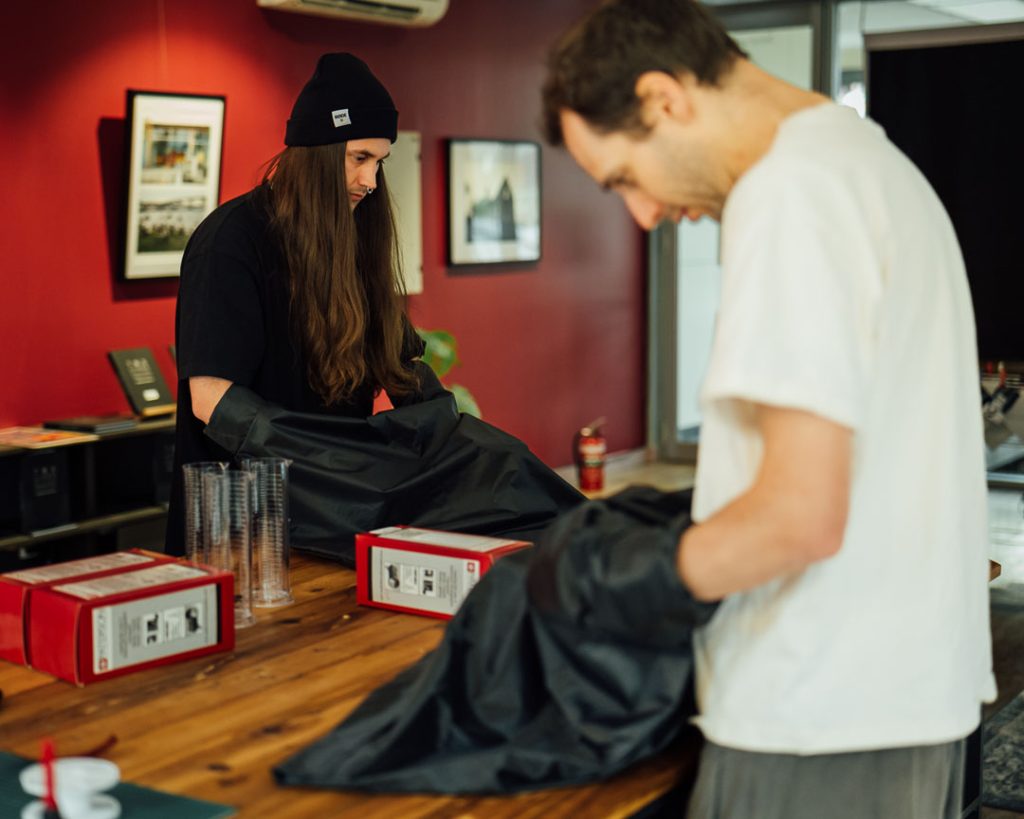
[868,34,1024,364]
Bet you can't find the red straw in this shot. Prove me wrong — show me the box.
[41,738,57,811]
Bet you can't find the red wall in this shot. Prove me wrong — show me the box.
[0,0,646,466]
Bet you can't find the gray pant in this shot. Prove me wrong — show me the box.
[687,738,965,819]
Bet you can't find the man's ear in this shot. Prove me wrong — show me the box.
[635,71,695,127]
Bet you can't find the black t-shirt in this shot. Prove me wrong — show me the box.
[166,184,422,553]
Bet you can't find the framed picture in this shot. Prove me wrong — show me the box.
[447,139,541,267]
[122,91,226,280]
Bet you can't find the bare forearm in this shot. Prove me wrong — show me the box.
[677,404,853,601]
[678,487,839,601]
[190,376,234,424]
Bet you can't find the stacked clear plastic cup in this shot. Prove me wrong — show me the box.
[241,457,294,607]
[202,469,256,629]
[182,461,227,565]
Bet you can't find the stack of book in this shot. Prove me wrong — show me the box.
[44,414,140,434]
[0,426,99,449]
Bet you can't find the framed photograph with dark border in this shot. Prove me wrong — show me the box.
[122,90,225,280]
[447,139,541,267]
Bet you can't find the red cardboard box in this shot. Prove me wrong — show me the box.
[28,561,235,685]
[355,526,530,619]
[0,549,169,666]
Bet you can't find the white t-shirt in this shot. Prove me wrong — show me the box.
[692,103,997,755]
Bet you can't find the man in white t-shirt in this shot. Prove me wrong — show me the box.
[542,1,995,816]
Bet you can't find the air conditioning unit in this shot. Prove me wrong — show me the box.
[257,0,448,27]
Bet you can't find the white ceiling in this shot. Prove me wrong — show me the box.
[911,0,1024,23]
[842,0,1024,33]
[839,0,1024,53]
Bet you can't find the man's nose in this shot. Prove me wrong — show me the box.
[623,191,663,231]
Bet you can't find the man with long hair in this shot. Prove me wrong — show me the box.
[167,53,421,554]
[543,1,994,817]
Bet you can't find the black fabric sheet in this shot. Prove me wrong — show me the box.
[274,485,717,794]
[203,373,584,566]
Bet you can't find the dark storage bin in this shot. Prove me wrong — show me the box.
[0,455,22,536]
[94,431,175,513]
[18,449,72,533]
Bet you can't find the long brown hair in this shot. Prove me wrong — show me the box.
[262,143,418,406]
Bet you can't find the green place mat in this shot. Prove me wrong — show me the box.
[0,751,235,818]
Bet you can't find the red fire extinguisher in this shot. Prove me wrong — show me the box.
[574,417,607,492]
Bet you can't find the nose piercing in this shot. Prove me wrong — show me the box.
[365,186,374,195]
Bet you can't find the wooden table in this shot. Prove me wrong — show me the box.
[0,555,696,818]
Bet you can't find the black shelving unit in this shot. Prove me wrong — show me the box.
[0,418,175,561]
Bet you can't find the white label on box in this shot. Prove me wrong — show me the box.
[368,527,521,552]
[3,552,155,585]
[92,585,219,674]
[54,564,207,600]
[371,546,481,616]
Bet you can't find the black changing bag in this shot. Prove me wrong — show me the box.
[204,372,584,566]
[274,485,717,794]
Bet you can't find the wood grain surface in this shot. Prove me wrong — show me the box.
[0,554,695,818]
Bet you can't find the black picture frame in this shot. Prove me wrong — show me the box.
[122,90,226,280]
[447,139,542,267]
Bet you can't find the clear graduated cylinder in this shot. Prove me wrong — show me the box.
[242,457,294,607]
[202,469,256,629]
[181,461,227,565]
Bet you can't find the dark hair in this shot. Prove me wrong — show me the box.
[263,144,419,406]
[541,0,746,145]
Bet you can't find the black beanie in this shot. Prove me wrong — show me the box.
[285,53,398,146]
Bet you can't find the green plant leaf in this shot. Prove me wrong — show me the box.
[414,327,481,417]
[417,328,460,379]
[450,384,482,418]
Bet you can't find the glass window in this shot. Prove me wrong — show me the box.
[651,0,1024,461]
